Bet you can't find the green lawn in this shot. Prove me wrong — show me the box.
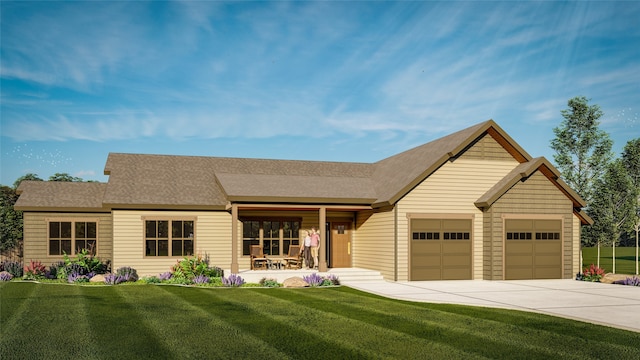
[1,282,639,359]
[582,246,639,274]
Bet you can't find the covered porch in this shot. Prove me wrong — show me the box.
[228,203,370,274]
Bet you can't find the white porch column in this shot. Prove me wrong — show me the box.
[319,206,327,272]
[231,203,239,274]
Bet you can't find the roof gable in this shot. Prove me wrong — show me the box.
[371,119,531,207]
[474,157,591,224]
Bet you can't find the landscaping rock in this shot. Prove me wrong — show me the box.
[282,276,308,288]
[601,273,634,284]
[90,274,106,283]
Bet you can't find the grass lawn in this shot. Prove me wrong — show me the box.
[582,246,639,274]
[2,282,639,359]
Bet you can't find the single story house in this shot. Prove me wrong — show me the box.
[15,120,592,281]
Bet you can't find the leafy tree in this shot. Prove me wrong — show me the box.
[585,159,637,270]
[0,185,22,252]
[13,173,43,189]
[622,138,640,274]
[622,138,640,189]
[48,173,84,182]
[550,96,613,205]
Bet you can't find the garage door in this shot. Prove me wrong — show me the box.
[505,219,562,280]
[411,219,472,280]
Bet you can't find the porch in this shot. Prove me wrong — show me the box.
[229,267,385,284]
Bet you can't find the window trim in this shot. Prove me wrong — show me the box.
[46,218,100,257]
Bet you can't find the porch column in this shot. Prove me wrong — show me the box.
[319,206,327,272]
[231,203,239,274]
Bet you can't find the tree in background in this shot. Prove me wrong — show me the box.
[586,159,636,270]
[48,173,84,182]
[13,173,43,188]
[0,185,22,253]
[622,138,640,274]
[550,96,613,206]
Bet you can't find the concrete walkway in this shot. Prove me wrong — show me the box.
[342,279,640,333]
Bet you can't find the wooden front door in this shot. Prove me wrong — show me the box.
[330,222,351,268]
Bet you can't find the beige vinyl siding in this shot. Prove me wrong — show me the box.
[22,212,113,266]
[353,208,396,280]
[488,172,575,279]
[112,210,231,276]
[398,157,519,280]
[460,134,515,161]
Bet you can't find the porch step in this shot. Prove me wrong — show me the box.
[326,268,385,283]
[232,267,385,284]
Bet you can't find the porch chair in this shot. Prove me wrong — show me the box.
[284,245,303,269]
[250,245,268,270]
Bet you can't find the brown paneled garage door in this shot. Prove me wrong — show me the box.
[505,219,562,280]
[410,218,472,280]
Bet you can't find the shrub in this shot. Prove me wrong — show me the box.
[302,273,324,287]
[2,261,23,278]
[24,260,47,280]
[193,275,210,285]
[116,267,139,282]
[581,264,606,282]
[327,274,340,285]
[46,261,65,279]
[0,271,13,281]
[614,277,640,286]
[68,271,90,283]
[104,273,126,285]
[159,272,173,281]
[57,250,108,280]
[222,274,245,287]
[259,277,280,288]
[171,254,223,282]
[302,273,339,287]
[143,276,161,284]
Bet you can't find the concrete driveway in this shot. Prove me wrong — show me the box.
[343,279,640,333]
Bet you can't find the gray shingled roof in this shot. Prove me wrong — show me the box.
[102,153,373,208]
[17,119,587,214]
[15,181,107,211]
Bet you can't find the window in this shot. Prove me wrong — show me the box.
[48,220,98,256]
[283,220,300,256]
[146,220,194,257]
[412,232,440,240]
[242,220,260,256]
[411,218,471,242]
[241,219,300,256]
[75,222,97,254]
[536,232,560,240]
[444,232,470,240]
[506,232,532,240]
[505,219,561,241]
[263,221,280,256]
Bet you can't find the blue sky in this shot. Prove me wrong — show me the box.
[1,1,639,185]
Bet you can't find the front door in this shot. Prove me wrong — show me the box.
[330,222,351,268]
